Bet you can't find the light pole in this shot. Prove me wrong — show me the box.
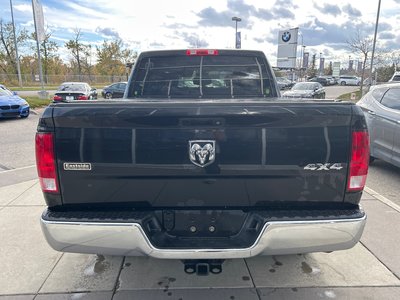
[349,55,352,71]
[9,0,22,87]
[369,0,381,89]
[232,16,241,49]
[298,33,303,68]
[319,52,322,76]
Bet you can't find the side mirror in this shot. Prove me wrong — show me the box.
[13,91,18,95]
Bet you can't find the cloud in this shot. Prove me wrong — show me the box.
[95,27,121,39]
[164,23,197,29]
[13,4,32,13]
[299,17,384,49]
[149,42,165,48]
[254,8,274,20]
[196,7,235,27]
[274,0,298,8]
[342,4,362,17]
[271,8,295,19]
[195,0,297,29]
[174,31,209,48]
[227,0,257,16]
[253,37,266,43]
[378,22,393,32]
[315,4,342,16]
[379,32,396,40]
[271,0,296,19]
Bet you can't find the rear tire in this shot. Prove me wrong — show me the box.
[340,81,346,86]
[369,156,375,164]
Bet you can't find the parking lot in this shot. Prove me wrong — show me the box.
[1,86,400,299]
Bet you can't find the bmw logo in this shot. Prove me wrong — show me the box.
[282,31,291,42]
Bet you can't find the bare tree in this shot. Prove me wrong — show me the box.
[31,28,59,83]
[0,19,29,77]
[347,30,373,95]
[65,29,91,79]
[390,50,400,71]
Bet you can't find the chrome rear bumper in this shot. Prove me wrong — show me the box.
[40,214,366,259]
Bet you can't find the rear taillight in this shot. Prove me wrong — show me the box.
[347,131,369,192]
[78,95,88,100]
[186,49,219,56]
[35,133,59,193]
[53,95,62,101]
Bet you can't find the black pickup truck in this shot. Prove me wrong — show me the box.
[36,49,369,275]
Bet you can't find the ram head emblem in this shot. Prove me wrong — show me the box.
[189,140,216,167]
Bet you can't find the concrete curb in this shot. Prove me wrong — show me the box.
[365,186,400,213]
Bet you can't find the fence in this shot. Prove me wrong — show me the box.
[0,73,129,87]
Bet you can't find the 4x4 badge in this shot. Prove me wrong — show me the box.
[304,163,343,171]
[189,140,215,167]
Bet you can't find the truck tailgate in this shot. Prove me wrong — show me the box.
[52,100,352,207]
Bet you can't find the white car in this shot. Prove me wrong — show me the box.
[389,71,400,82]
[339,76,360,86]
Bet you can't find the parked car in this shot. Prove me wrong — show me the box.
[0,87,30,119]
[0,84,14,94]
[308,77,328,86]
[339,76,360,86]
[363,78,376,86]
[101,82,127,99]
[53,82,97,101]
[322,76,336,85]
[357,83,400,167]
[282,82,326,99]
[275,77,293,90]
[388,71,400,83]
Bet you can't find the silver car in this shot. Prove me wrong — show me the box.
[339,76,360,86]
[357,83,400,167]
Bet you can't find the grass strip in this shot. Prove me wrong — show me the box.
[336,90,361,102]
[25,96,52,109]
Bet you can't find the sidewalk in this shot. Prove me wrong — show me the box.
[0,179,399,300]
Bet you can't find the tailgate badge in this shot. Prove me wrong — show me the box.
[189,140,215,167]
[63,163,92,171]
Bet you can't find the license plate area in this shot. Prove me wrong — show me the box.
[160,210,248,237]
[66,96,74,100]
[143,210,264,249]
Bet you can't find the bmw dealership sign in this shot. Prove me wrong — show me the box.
[277,28,298,69]
[281,31,291,43]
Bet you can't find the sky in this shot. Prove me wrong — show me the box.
[2,0,400,66]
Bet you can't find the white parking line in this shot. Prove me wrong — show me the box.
[365,186,400,213]
[0,164,36,173]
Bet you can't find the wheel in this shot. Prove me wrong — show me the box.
[105,92,112,99]
[321,93,326,99]
[369,156,375,164]
[340,81,346,86]
[20,111,29,119]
